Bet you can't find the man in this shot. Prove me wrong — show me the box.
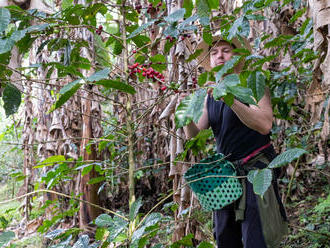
[180,36,288,248]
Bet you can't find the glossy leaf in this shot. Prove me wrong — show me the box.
[268,148,307,168]
[197,71,208,86]
[113,39,123,55]
[95,79,136,94]
[247,71,266,102]
[87,176,105,185]
[150,54,166,64]
[11,30,27,42]
[164,8,185,23]
[213,74,239,100]
[0,231,15,247]
[215,56,241,82]
[186,49,203,62]
[107,216,128,243]
[202,28,212,46]
[175,89,207,128]
[239,16,250,37]
[198,241,214,248]
[26,24,50,33]
[62,0,73,9]
[86,68,110,82]
[50,79,83,112]
[248,168,272,197]
[45,229,65,240]
[128,21,155,39]
[0,8,10,33]
[2,83,21,117]
[132,213,161,243]
[227,85,256,105]
[35,155,66,168]
[0,38,14,54]
[170,233,194,248]
[196,0,210,26]
[208,0,219,9]
[228,16,242,40]
[129,197,143,221]
[183,0,193,18]
[95,214,113,227]
[72,235,90,248]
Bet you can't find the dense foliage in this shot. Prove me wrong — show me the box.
[0,0,328,247]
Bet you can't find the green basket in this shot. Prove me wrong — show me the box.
[184,153,243,211]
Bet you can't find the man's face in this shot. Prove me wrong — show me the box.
[209,41,234,68]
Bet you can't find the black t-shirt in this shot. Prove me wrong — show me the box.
[207,94,271,162]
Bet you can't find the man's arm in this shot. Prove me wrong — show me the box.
[230,87,273,135]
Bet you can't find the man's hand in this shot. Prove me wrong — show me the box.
[204,81,216,94]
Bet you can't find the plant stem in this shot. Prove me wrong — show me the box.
[285,157,300,204]
[121,1,136,208]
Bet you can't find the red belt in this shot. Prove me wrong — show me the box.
[241,143,271,165]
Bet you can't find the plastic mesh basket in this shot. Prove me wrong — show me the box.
[184,153,243,211]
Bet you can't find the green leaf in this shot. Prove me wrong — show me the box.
[141,212,162,227]
[202,28,212,46]
[268,148,307,168]
[35,155,66,168]
[86,68,110,82]
[129,197,142,221]
[175,89,207,128]
[170,233,194,248]
[2,83,21,117]
[247,71,265,102]
[183,0,193,18]
[289,7,306,23]
[95,227,106,241]
[113,39,123,55]
[228,16,242,40]
[87,176,105,185]
[132,35,150,49]
[11,29,27,42]
[0,231,15,247]
[246,14,266,20]
[239,16,250,37]
[49,79,83,112]
[164,39,175,54]
[0,38,14,54]
[198,241,214,248]
[197,71,208,86]
[183,129,213,157]
[107,216,128,243]
[151,63,167,72]
[164,25,179,38]
[72,235,90,248]
[164,8,186,23]
[150,54,166,64]
[128,21,155,39]
[248,168,272,197]
[187,49,202,61]
[227,85,256,105]
[215,55,241,82]
[213,74,240,100]
[208,0,219,9]
[26,24,50,33]
[196,0,210,26]
[45,229,65,240]
[95,214,113,227]
[81,164,93,176]
[264,35,293,48]
[62,0,73,9]
[95,79,136,94]
[0,8,11,33]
